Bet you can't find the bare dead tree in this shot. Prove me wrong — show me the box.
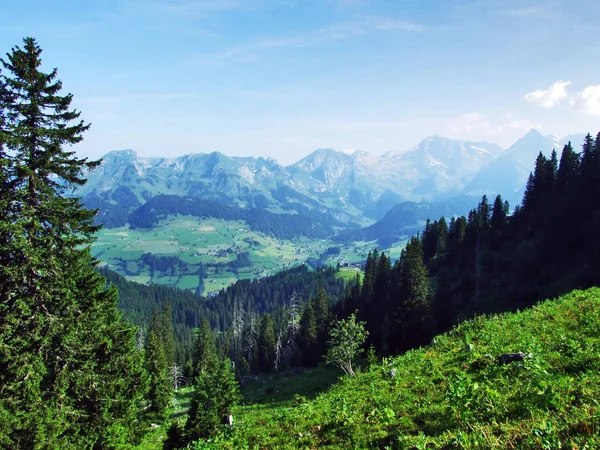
[232,297,245,364]
[274,331,283,372]
[136,328,145,352]
[244,309,258,367]
[168,363,187,391]
[284,292,301,367]
[288,291,300,340]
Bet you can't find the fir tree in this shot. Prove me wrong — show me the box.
[145,311,172,422]
[556,142,580,192]
[160,301,176,369]
[299,302,319,367]
[390,236,434,352]
[0,37,148,448]
[257,314,276,372]
[193,318,219,377]
[185,359,240,442]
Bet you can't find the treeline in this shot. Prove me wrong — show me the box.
[127,194,342,239]
[102,264,345,368]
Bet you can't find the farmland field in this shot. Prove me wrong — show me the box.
[92,215,407,293]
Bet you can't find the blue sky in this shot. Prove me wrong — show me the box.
[1,0,599,165]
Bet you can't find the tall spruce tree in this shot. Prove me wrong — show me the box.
[299,301,318,367]
[160,301,176,369]
[257,314,276,372]
[390,236,434,352]
[185,359,240,442]
[144,310,172,422]
[193,318,219,377]
[185,320,240,443]
[0,37,148,448]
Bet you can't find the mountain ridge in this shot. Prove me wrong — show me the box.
[77,129,586,232]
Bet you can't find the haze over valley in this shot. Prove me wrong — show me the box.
[82,129,583,292]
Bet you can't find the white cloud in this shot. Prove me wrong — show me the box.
[575,85,600,116]
[184,16,428,65]
[502,7,556,19]
[444,112,540,145]
[525,81,600,116]
[524,81,570,108]
[369,16,426,32]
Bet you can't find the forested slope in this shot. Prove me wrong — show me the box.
[211,287,600,449]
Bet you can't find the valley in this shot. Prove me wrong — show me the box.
[92,215,404,293]
[83,129,582,294]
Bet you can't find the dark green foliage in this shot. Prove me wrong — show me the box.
[556,142,579,192]
[299,302,319,367]
[257,314,276,372]
[127,194,342,239]
[145,310,174,422]
[185,356,240,443]
[163,421,186,450]
[390,236,434,352]
[0,37,147,448]
[161,302,177,369]
[209,264,344,331]
[186,360,239,441]
[100,263,345,373]
[194,318,219,376]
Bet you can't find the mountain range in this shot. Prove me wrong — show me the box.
[77,129,585,236]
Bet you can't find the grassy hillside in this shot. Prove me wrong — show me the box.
[188,288,600,449]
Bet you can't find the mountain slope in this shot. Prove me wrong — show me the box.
[465,130,585,203]
[334,195,477,247]
[205,287,600,449]
[286,138,504,215]
[77,130,577,231]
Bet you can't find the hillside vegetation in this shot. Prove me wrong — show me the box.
[193,288,600,449]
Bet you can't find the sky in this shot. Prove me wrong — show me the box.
[1,0,599,166]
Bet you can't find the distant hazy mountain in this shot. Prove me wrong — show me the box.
[465,130,586,204]
[334,195,478,247]
[286,137,503,217]
[76,129,585,235]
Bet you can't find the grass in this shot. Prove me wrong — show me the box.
[185,287,600,449]
[137,388,195,450]
[92,215,407,292]
[336,267,363,283]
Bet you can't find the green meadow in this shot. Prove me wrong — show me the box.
[162,287,600,449]
[92,215,407,293]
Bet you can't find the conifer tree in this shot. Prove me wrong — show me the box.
[390,236,434,352]
[257,314,276,372]
[144,311,172,422]
[299,301,319,366]
[313,285,330,353]
[160,301,176,369]
[185,359,240,442]
[194,318,219,377]
[0,37,148,448]
[186,319,240,442]
[556,142,580,192]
